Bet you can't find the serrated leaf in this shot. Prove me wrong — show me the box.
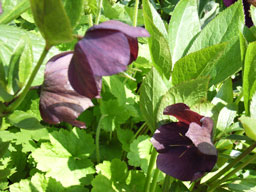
[116,127,134,152]
[31,128,95,187]
[29,0,73,45]
[157,77,209,122]
[127,135,152,173]
[240,116,256,141]
[0,0,30,24]
[140,67,168,132]
[168,0,201,64]
[243,41,256,115]
[142,0,172,78]
[172,42,226,85]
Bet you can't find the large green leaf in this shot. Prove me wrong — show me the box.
[187,1,244,85]
[243,42,256,115]
[0,0,30,24]
[157,77,209,122]
[140,67,168,132]
[250,5,256,26]
[240,116,256,141]
[62,0,84,28]
[142,0,172,79]
[0,25,59,86]
[32,128,95,187]
[168,0,201,64]
[172,42,226,85]
[29,0,73,45]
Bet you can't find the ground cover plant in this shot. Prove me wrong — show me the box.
[0,0,256,191]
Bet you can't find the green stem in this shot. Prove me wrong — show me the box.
[150,168,160,192]
[205,142,256,185]
[132,122,146,140]
[144,148,158,192]
[208,152,256,192]
[6,44,51,112]
[96,115,106,163]
[133,0,139,27]
[95,0,103,25]
[162,175,171,192]
[88,14,93,27]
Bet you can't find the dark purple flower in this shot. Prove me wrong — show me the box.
[151,103,217,181]
[223,0,253,27]
[0,2,2,15]
[39,52,94,128]
[68,20,150,98]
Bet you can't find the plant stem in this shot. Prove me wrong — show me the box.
[88,14,93,27]
[133,0,139,27]
[162,175,171,192]
[208,152,256,192]
[95,0,103,25]
[96,115,106,163]
[150,168,160,192]
[6,44,51,112]
[132,122,146,140]
[144,148,158,192]
[205,142,256,185]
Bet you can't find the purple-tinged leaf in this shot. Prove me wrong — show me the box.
[40,52,93,128]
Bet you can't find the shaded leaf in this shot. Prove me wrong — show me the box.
[240,116,256,141]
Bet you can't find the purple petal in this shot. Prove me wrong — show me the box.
[243,0,253,27]
[163,103,203,125]
[0,2,2,15]
[223,0,237,7]
[40,52,93,128]
[151,122,191,152]
[157,147,217,181]
[87,20,150,38]
[185,117,217,156]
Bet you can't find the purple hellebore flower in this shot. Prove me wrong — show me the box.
[0,1,2,15]
[68,20,150,98]
[151,103,217,181]
[39,52,94,128]
[223,0,253,27]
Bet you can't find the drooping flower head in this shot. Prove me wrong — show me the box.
[39,52,94,128]
[39,21,149,127]
[68,20,150,98]
[223,0,253,27]
[151,103,217,181]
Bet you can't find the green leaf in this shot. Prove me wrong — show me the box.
[172,42,226,86]
[0,25,59,86]
[170,180,190,192]
[116,127,134,152]
[140,67,168,132]
[187,1,244,85]
[189,1,244,52]
[0,0,30,24]
[0,140,9,158]
[216,104,237,132]
[87,0,98,15]
[225,178,256,192]
[127,135,152,173]
[91,175,115,192]
[62,0,84,28]
[7,39,25,94]
[251,5,256,26]
[240,116,256,141]
[0,84,13,102]
[31,128,95,187]
[7,110,44,130]
[168,0,201,64]
[142,0,172,78]
[29,0,73,45]
[157,77,209,122]
[212,78,233,105]
[243,41,256,115]
[250,91,256,118]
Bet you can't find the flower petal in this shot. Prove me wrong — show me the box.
[185,117,217,156]
[163,103,203,125]
[157,147,217,181]
[223,0,237,7]
[151,122,191,152]
[87,20,150,38]
[0,2,2,15]
[40,52,93,128]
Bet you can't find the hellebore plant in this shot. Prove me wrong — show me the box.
[39,20,149,127]
[151,103,217,181]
